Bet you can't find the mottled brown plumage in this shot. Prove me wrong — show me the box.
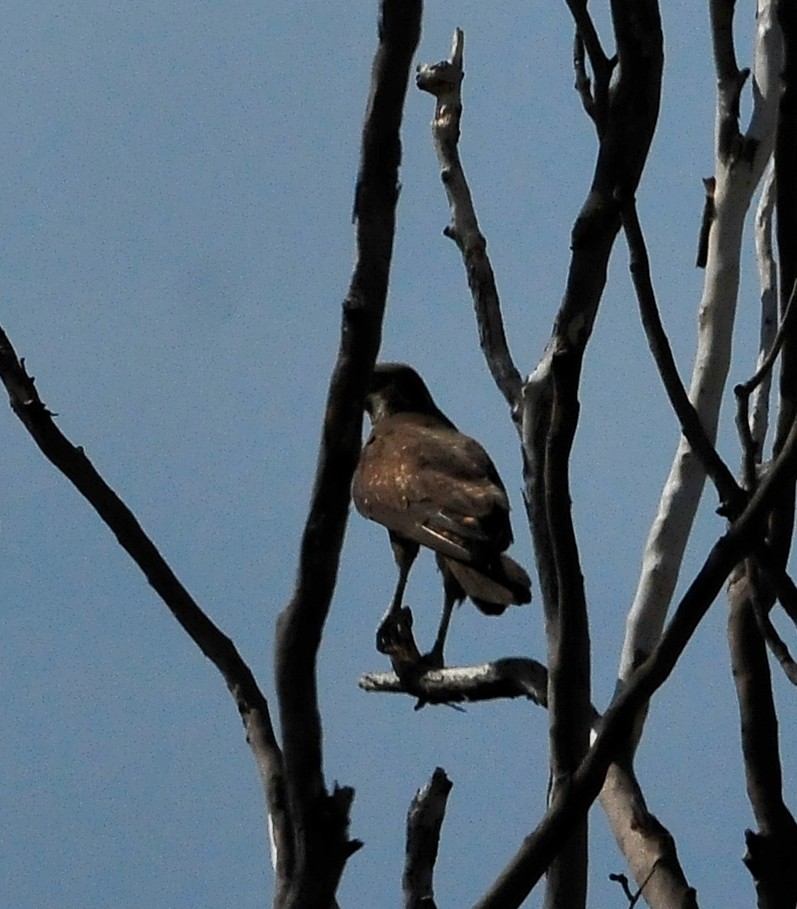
[353,363,531,666]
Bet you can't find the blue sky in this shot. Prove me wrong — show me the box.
[1,2,792,907]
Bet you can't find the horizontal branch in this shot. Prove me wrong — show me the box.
[360,658,549,707]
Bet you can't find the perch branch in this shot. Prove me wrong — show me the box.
[403,768,453,909]
[360,657,549,707]
[274,2,422,905]
[0,327,292,892]
[416,29,523,416]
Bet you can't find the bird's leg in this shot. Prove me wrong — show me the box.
[376,535,419,657]
[424,564,462,669]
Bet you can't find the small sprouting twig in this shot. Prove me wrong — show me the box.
[609,865,658,907]
[695,176,716,269]
[416,29,523,415]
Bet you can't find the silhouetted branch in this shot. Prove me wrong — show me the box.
[274,2,422,905]
[620,195,743,516]
[0,326,292,891]
[736,279,797,490]
[403,768,453,909]
[416,29,522,415]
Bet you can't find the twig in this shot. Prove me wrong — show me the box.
[274,2,422,904]
[0,327,293,890]
[403,768,453,909]
[752,598,797,686]
[564,0,614,132]
[736,278,797,490]
[416,29,523,416]
[695,176,716,269]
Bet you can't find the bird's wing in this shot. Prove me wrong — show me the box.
[352,414,513,561]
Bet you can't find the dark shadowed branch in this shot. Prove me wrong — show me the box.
[768,1,797,575]
[727,563,797,906]
[273,2,423,906]
[0,326,293,892]
[403,768,453,909]
[521,3,664,907]
[620,196,743,515]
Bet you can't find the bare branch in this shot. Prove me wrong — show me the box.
[749,160,778,458]
[695,176,716,269]
[403,768,453,909]
[0,327,292,891]
[472,403,797,909]
[564,0,615,132]
[620,195,743,516]
[768,0,797,573]
[620,0,781,684]
[416,29,523,414]
[274,2,422,904]
[736,278,797,488]
[600,764,698,909]
[727,564,797,904]
[359,658,549,707]
[752,599,797,686]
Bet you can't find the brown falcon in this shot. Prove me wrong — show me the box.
[353,362,531,667]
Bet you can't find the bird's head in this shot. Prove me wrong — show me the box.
[364,363,445,424]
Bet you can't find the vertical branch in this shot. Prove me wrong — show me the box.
[542,349,591,909]
[273,3,422,907]
[768,1,797,569]
[727,564,797,906]
[403,768,453,909]
[750,162,778,460]
[619,0,782,684]
[415,29,523,414]
[518,1,663,906]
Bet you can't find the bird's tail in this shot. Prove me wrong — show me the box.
[443,554,532,615]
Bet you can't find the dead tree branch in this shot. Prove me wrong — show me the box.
[273,2,422,905]
[403,768,453,909]
[727,563,797,906]
[0,327,292,892]
[472,401,797,909]
[416,29,523,415]
[620,195,743,516]
[360,658,549,707]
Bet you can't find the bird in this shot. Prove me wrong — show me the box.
[352,362,531,667]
